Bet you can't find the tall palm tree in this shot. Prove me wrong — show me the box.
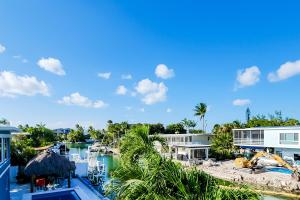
[194,103,207,132]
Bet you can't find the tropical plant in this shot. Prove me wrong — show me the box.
[165,123,186,134]
[0,118,10,125]
[194,103,207,132]
[21,124,57,147]
[119,126,166,165]
[67,124,85,143]
[88,126,104,141]
[107,126,260,200]
[181,118,197,133]
[211,132,235,160]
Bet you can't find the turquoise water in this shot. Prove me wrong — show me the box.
[266,167,293,174]
[66,143,119,183]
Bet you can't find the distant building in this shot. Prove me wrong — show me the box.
[233,126,300,161]
[53,128,71,135]
[154,133,213,161]
[0,126,20,200]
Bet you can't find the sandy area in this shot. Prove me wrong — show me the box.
[194,160,300,193]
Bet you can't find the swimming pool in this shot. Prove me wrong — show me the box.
[32,190,80,200]
[23,188,89,200]
[266,167,292,174]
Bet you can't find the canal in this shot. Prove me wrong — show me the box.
[67,143,294,200]
[67,143,119,184]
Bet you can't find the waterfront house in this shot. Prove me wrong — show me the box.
[154,133,212,161]
[0,125,19,200]
[233,126,300,161]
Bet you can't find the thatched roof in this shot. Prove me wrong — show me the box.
[24,151,76,177]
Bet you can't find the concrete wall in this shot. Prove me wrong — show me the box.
[264,129,300,149]
[0,161,10,200]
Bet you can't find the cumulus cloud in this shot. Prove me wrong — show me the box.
[121,74,132,80]
[116,85,127,95]
[0,71,50,97]
[166,108,172,113]
[58,92,108,108]
[268,60,300,82]
[0,44,6,53]
[98,72,111,80]
[155,64,175,79]
[135,79,168,105]
[37,57,66,76]
[236,66,260,89]
[233,99,251,106]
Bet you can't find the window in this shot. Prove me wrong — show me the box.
[4,138,8,159]
[280,133,299,145]
[0,138,2,163]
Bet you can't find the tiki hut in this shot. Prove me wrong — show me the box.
[24,150,76,192]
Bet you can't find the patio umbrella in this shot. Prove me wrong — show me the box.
[24,150,76,192]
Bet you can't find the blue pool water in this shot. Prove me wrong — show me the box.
[32,190,81,200]
[266,167,293,174]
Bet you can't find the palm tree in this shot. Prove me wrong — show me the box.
[107,126,260,200]
[181,118,197,133]
[0,118,10,125]
[120,126,166,165]
[194,103,207,132]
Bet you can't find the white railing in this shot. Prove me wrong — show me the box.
[233,138,264,145]
[168,142,209,146]
[279,140,299,145]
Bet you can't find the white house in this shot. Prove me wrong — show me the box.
[154,134,213,161]
[232,126,300,161]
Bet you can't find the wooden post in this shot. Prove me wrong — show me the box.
[68,172,71,188]
[30,175,35,193]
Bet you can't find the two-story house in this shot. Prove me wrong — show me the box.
[232,126,300,161]
[0,126,19,200]
[154,133,213,161]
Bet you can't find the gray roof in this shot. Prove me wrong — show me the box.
[0,126,20,132]
[233,126,300,131]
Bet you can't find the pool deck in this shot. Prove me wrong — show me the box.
[10,178,108,200]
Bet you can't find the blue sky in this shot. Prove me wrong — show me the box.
[1,0,300,130]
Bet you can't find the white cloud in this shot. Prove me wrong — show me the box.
[58,92,108,108]
[13,55,29,63]
[155,64,175,79]
[268,60,300,82]
[116,85,127,95]
[166,108,172,113]
[0,44,6,53]
[121,74,132,80]
[98,72,111,80]
[233,99,251,106]
[0,71,50,97]
[236,66,260,89]
[37,57,66,76]
[135,79,168,105]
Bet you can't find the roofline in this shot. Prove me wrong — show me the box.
[157,133,213,137]
[233,126,300,131]
[0,126,20,132]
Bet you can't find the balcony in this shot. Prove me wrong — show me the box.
[233,138,264,146]
[168,142,209,146]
